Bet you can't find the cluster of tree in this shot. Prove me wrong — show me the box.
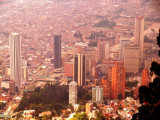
[0,102,6,110]
[125,81,138,88]
[73,30,83,41]
[132,61,160,120]
[145,17,160,23]
[70,110,105,120]
[70,112,88,120]
[93,19,116,29]
[86,31,107,40]
[88,41,97,47]
[144,35,154,43]
[15,83,92,118]
[77,87,92,105]
[15,83,69,116]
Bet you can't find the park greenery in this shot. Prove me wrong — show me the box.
[15,83,91,118]
[0,102,6,110]
[93,19,116,29]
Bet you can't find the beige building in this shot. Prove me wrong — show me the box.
[134,16,144,66]
[73,53,86,86]
[124,45,140,73]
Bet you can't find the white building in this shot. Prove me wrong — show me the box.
[9,33,22,88]
[69,81,77,105]
[92,86,103,104]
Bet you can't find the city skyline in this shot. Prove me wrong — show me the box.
[0,0,160,119]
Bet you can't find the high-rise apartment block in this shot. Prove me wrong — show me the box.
[73,53,86,86]
[65,62,73,77]
[105,43,110,60]
[92,86,103,104]
[84,50,96,76]
[110,61,125,99]
[97,42,106,63]
[142,69,151,86]
[119,37,130,59]
[124,45,140,73]
[101,78,111,99]
[54,34,61,68]
[134,16,144,66]
[69,81,77,105]
[9,33,22,88]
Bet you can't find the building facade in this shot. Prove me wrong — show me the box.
[65,62,73,77]
[92,86,103,104]
[73,53,86,86]
[134,16,144,66]
[110,61,125,99]
[69,81,77,105]
[142,69,151,86]
[101,78,111,99]
[119,37,130,59]
[54,34,61,68]
[124,45,140,73]
[9,33,22,88]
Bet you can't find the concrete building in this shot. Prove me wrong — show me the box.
[124,45,140,73]
[9,80,15,95]
[134,16,144,66]
[97,42,106,63]
[21,58,27,86]
[84,50,96,76]
[54,34,61,68]
[65,62,73,77]
[110,61,125,99]
[119,37,130,59]
[69,81,77,105]
[92,86,103,104]
[9,33,22,88]
[73,53,86,86]
[105,43,110,60]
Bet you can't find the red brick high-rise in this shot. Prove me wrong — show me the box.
[110,61,125,99]
[101,78,111,99]
[65,62,73,77]
[142,69,151,86]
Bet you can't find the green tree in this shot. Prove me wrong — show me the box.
[96,111,105,120]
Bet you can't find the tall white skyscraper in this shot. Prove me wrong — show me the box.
[69,81,77,105]
[9,33,22,88]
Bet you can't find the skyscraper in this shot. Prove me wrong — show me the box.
[73,53,86,86]
[119,37,130,59]
[111,61,125,99]
[142,69,151,86]
[92,86,103,104]
[124,45,140,73]
[9,33,22,88]
[105,43,110,60]
[101,78,111,99]
[97,42,106,63]
[69,81,77,105]
[134,16,144,66]
[65,62,73,77]
[54,34,61,68]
